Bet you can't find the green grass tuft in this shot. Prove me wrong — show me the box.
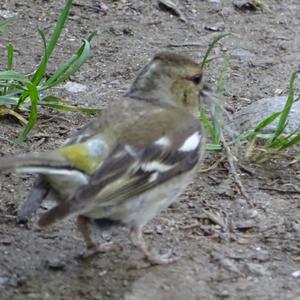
[200,33,299,162]
[0,0,99,142]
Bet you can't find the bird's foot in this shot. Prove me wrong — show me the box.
[129,227,178,268]
[130,250,178,269]
[144,250,178,266]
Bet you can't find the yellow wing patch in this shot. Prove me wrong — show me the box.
[59,140,107,174]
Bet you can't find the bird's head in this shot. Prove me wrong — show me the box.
[127,52,204,114]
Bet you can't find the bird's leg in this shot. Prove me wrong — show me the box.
[77,215,96,251]
[77,215,120,258]
[129,226,178,267]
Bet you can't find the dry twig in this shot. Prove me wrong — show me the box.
[221,133,251,204]
[259,187,300,194]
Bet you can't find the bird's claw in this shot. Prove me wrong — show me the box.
[144,250,178,266]
[129,250,178,269]
[78,242,122,259]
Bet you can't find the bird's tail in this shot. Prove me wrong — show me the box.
[0,152,71,174]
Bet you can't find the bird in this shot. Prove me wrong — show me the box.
[0,52,207,266]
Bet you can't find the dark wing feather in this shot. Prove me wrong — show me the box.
[69,133,201,213]
[87,147,199,206]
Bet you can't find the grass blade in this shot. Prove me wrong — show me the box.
[43,37,93,89]
[206,144,223,151]
[254,111,281,132]
[201,33,230,69]
[0,96,19,105]
[0,18,13,31]
[3,42,14,95]
[42,95,70,103]
[7,43,14,70]
[279,133,300,150]
[30,29,49,87]
[31,0,73,85]
[211,55,229,144]
[0,70,30,83]
[271,71,298,142]
[17,83,39,142]
[42,102,100,115]
[199,109,216,141]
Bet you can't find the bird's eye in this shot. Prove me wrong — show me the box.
[191,74,202,85]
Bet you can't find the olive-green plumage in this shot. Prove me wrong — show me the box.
[0,52,207,265]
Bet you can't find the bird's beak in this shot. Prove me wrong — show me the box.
[200,83,211,97]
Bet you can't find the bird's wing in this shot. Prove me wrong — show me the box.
[17,100,160,220]
[38,109,203,226]
[55,99,165,174]
[82,137,201,208]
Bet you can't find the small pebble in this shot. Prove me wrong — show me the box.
[0,9,17,19]
[64,82,87,93]
[45,257,66,271]
[231,48,256,62]
[155,225,163,235]
[0,276,8,287]
[292,269,300,278]
[246,263,270,276]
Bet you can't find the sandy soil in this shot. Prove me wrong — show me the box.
[0,0,299,299]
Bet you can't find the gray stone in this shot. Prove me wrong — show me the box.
[45,256,66,271]
[246,262,270,276]
[292,269,300,278]
[0,10,17,19]
[219,258,241,274]
[232,96,300,133]
[0,274,20,288]
[0,276,8,287]
[231,48,256,62]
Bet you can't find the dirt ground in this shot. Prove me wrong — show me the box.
[0,0,300,299]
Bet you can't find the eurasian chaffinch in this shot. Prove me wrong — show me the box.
[0,52,206,266]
